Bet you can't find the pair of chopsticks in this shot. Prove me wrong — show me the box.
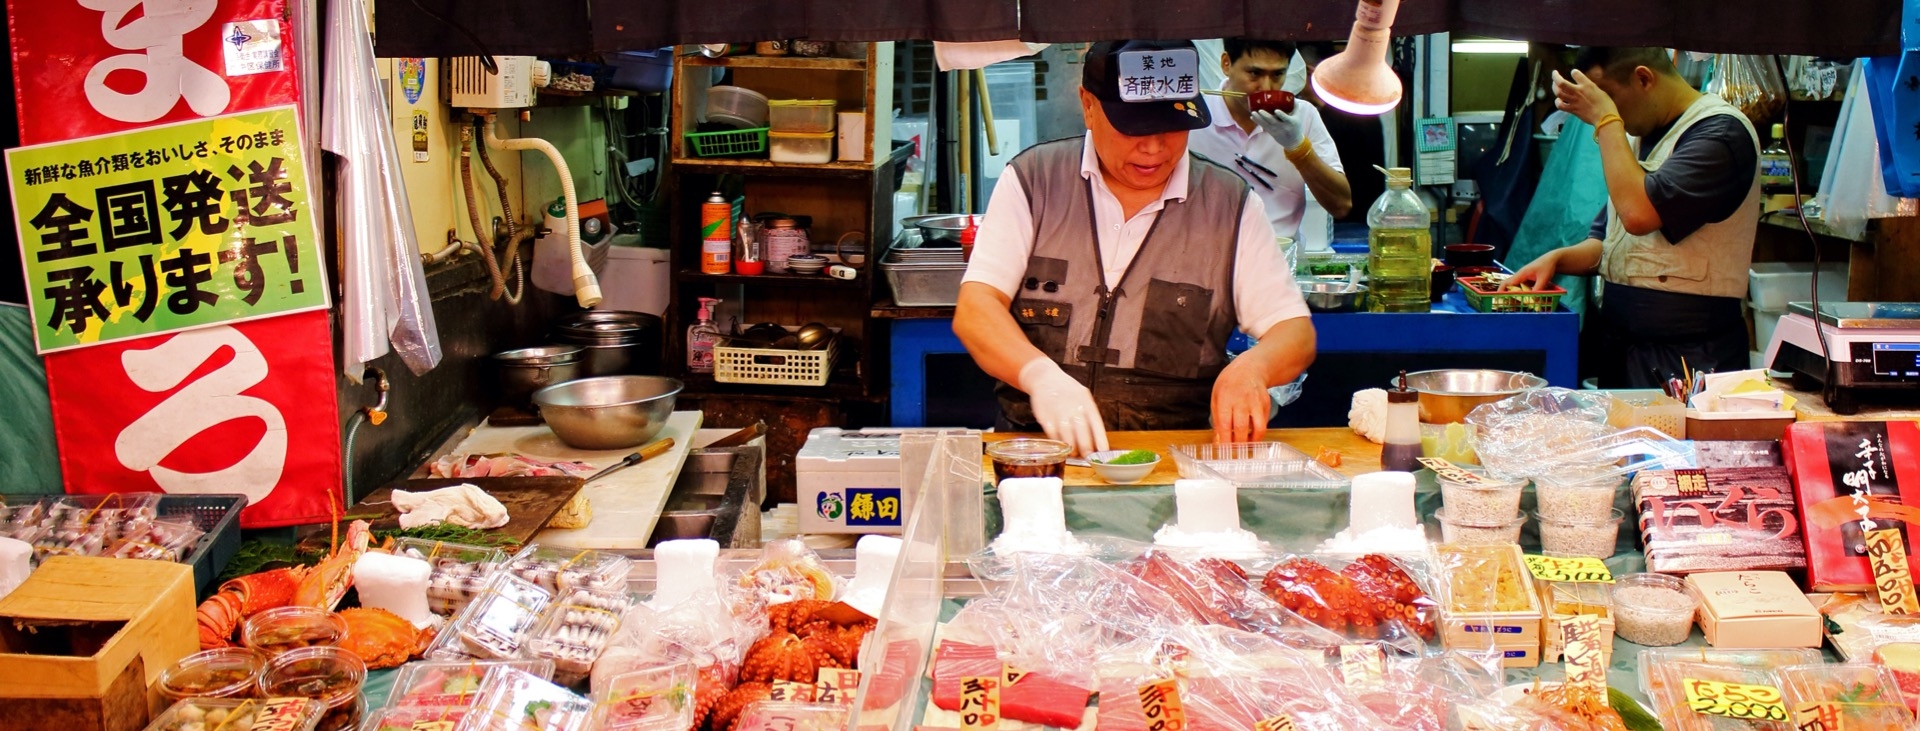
[1201,89,1247,98]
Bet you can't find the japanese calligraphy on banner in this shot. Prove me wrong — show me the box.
[7,105,326,352]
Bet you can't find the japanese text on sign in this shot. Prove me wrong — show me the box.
[1560,614,1608,694]
[1253,715,1298,731]
[1417,458,1484,485]
[1117,50,1199,102]
[770,679,816,703]
[1674,469,1711,496]
[1136,679,1185,731]
[815,668,860,706]
[1003,663,1029,687]
[6,104,326,352]
[255,699,321,731]
[409,722,456,731]
[1793,701,1845,731]
[1866,527,1920,614]
[960,676,1000,731]
[1338,645,1385,688]
[1524,555,1615,583]
[1685,679,1789,722]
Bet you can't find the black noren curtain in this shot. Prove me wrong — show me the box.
[1454,0,1902,57]
[1243,0,1451,42]
[372,0,593,57]
[1018,0,1245,44]
[590,0,1018,51]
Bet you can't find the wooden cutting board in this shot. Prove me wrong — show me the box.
[309,476,585,548]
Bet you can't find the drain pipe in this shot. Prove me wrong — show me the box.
[341,367,389,504]
[482,114,600,308]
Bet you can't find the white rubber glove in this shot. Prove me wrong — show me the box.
[1017,357,1109,458]
[1252,108,1308,155]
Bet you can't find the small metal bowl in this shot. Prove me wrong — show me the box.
[1299,281,1368,313]
[533,375,683,450]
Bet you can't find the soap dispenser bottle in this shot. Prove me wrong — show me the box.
[688,297,722,374]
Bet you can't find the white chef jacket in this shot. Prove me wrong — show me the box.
[1186,92,1344,239]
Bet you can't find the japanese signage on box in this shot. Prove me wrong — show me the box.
[7,105,326,352]
[1787,421,1920,592]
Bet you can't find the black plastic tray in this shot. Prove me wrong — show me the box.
[10,492,247,599]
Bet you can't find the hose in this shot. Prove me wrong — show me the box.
[422,234,465,266]
[484,114,600,307]
[459,126,506,300]
[341,367,389,505]
[476,119,527,305]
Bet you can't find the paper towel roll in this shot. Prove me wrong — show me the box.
[1349,471,1417,534]
[1174,479,1240,533]
[352,552,434,627]
[0,537,29,600]
[651,539,719,609]
[842,535,903,619]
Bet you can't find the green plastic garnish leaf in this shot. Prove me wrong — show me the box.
[1100,449,1158,466]
[1609,687,1662,731]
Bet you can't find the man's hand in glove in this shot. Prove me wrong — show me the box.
[1253,108,1308,156]
[1017,358,1108,458]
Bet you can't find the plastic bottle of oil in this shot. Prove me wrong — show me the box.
[1365,167,1432,313]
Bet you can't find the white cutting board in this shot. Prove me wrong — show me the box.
[445,410,703,549]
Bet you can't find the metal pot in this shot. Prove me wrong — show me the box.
[493,345,585,411]
[533,375,684,450]
[903,214,971,246]
[1401,369,1548,424]
[551,310,662,377]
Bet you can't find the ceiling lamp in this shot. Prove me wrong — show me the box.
[1311,0,1404,116]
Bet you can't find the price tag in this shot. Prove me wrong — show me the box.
[1418,458,1484,485]
[959,676,1001,731]
[1136,679,1186,731]
[1115,49,1200,102]
[255,699,322,731]
[1866,528,1920,614]
[1684,678,1789,722]
[411,723,456,731]
[770,679,816,703]
[1253,714,1298,731]
[1338,645,1385,688]
[1793,701,1846,731]
[1559,614,1607,694]
[815,668,861,706]
[1002,663,1028,687]
[1524,554,1614,583]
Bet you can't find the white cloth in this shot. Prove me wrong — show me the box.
[1348,388,1388,444]
[391,484,510,530]
[961,133,1311,341]
[0,537,30,600]
[1187,93,1344,239]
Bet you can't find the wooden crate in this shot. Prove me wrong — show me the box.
[1437,544,1543,668]
[0,557,197,731]
[1537,578,1615,663]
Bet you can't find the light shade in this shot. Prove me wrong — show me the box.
[1311,0,1404,116]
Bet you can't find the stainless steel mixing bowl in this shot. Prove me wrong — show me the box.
[532,375,683,450]
[1299,281,1368,313]
[1401,369,1547,423]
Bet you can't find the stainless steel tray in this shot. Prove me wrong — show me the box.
[882,239,967,307]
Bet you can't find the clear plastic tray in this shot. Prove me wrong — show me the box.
[462,666,595,731]
[592,663,697,731]
[1483,426,1698,484]
[146,697,323,731]
[1777,662,1913,728]
[393,537,509,617]
[501,544,631,596]
[1170,441,1349,489]
[1636,648,1822,701]
[426,574,554,660]
[358,705,472,731]
[386,658,555,708]
[733,700,850,731]
[521,587,635,684]
[1644,660,1790,730]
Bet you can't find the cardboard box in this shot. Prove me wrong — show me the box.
[1632,467,1805,574]
[1685,409,1797,441]
[1438,545,1543,668]
[0,557,196,731]
[1785,421,1920,591]
[797,428,909,534]
[1537,579,1614,663]
[1684,570,1821,648]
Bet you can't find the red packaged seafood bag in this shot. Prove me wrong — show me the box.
[1785,421,1920,591]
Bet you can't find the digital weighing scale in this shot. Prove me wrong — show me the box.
[1765,301,1920,414]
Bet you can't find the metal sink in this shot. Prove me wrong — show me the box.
[646,446,762,548]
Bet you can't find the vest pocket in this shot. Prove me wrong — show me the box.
[1618,245,1708,285]
[1012,299,1072,362]
[1134,278,1214,380]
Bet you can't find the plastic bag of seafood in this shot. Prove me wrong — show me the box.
[393,537,509,616]
[503,544,631,596]
[523,586,637,684]
[426,573,554,660]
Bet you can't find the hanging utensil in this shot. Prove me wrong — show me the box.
[583,437,677,485]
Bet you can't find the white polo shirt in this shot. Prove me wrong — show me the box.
[960,133,1311,341]
[1186,93,1344,239]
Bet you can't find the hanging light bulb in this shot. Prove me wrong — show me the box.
[1311,0,1404,116]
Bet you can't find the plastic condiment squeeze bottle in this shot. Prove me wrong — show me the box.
[1382,370,1422,472]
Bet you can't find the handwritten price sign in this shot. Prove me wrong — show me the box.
[815,668,860,706]
[1338,645,1386,688]
[1560,614,1608,694]
[1685,679,1788,722]
[1866,527,1920,614]
[959,676,1001,731]
[1792,701,1845,731]
[1417,458,1485,485]
[1524,554,1614,583]
[770,679,816,703]
[1253,714,1298,731]
[1137,678,1186,731]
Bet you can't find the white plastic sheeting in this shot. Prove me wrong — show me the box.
[1814,61,1916,241]
[322,0,441,381]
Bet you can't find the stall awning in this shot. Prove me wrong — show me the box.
[372,0,1902,59]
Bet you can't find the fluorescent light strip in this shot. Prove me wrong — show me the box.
[1451,40,1529,55]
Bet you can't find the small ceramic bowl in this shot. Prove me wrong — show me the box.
[786,254,828,274]
[1087,450,1160,485]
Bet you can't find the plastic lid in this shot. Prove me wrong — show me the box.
[546,196,567,217]
[770,99,836,107]
[1771,123,1785,139]
[1387,388,1418,404]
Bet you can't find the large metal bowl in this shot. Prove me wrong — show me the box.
[532,375,683,450]
[1401,369,1547,424]
[1300,281,1368,313]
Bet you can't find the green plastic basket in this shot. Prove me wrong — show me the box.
[686,127,769,158]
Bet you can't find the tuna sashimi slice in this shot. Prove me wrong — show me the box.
[931,642,1092,729]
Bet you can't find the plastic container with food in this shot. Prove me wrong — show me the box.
[1433,507,1525,547]
[522,587,636,685]
[242,606,348,658]
[768,99,836,134]
[427,573,555,660]
[157,647,266,706]
[986,438,1072,483]
[464,666,595,731]
[1438,474,1526,526]
[257,646,367,731]
[1536,508,1624,559]
[393,537,509,617]
[502,544,630,596]
[1612,572,1698,647]
[1534,476,1621,524]
[593,663,698,731]
[769,131,835,164]
[358,705,472,731]
[387,658,556,708]
[145,697,323,731]
[1777,662,1913,729]
[1644,659,1789,731]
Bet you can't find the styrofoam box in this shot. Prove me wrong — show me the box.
[1749,262,1848,312]
[595,244,669,316]
[798,428,908,534]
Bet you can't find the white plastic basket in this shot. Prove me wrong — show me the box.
[714,337,837,386]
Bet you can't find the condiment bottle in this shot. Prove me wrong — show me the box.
[700,191,731,274]
[688,297,722,374]
[959,214,978,262]
[1382,371,1422,472]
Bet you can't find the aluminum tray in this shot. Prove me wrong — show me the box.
[881,241,967,307]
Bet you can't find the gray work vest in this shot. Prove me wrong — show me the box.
[995,137,1248,432]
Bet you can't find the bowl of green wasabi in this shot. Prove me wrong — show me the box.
[1087,449,1161,485]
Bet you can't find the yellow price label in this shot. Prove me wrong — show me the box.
[959,676,1001,731]
[1137,678,1186,731]
[1793,701,1846,731]
[1002,663,1028,687]
[1560,614,1608,694]
[1338,645,1386,688]
[1417,458,1484,485]
[1684,678,1788,721]
[1253,714,1298,731]
[1866,527,1920,615]
[1524,554,1615,583]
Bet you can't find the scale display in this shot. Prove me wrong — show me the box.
[1873,343,1920,377]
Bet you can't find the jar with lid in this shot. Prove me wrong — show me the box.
[763,218,809,274]
[258,646,366,731]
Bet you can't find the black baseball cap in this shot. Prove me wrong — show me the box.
[1082,40,1212,136]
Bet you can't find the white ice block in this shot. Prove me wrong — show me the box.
[352,552,435,627]
[1349,471,1417,534]
[0,537,29,600]
[841,535,903,619]
[991,477,1085,555]
[1174,479,1240,533]
[651,538,719,609]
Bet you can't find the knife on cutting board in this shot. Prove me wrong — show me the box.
[583,437,678,485]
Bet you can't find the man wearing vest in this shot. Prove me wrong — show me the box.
[1508,47,1762,388]
[955,40,1317,457]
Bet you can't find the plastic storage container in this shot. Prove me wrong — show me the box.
[258,646,367,731]
[1749,261,1848,311]
[145,697,323,731]
[705,86,769,129]
[1536,508,1623,559]
[1438,474,1525,526]
[157,648,266,705]
[770,131,835,164]
[1433,507,1526,546]
[768,99,836,133]
[607,48,673,93]
[1606,389,1686,439]
[241,606,347,658]
[1612,573,1698,647]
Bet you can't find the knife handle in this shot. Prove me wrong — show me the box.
[638,437,676,461]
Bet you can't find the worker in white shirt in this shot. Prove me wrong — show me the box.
[1188,38,1353,239]
[953,40,1317,457]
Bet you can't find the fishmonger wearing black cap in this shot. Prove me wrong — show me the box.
[954,40,1317,457]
